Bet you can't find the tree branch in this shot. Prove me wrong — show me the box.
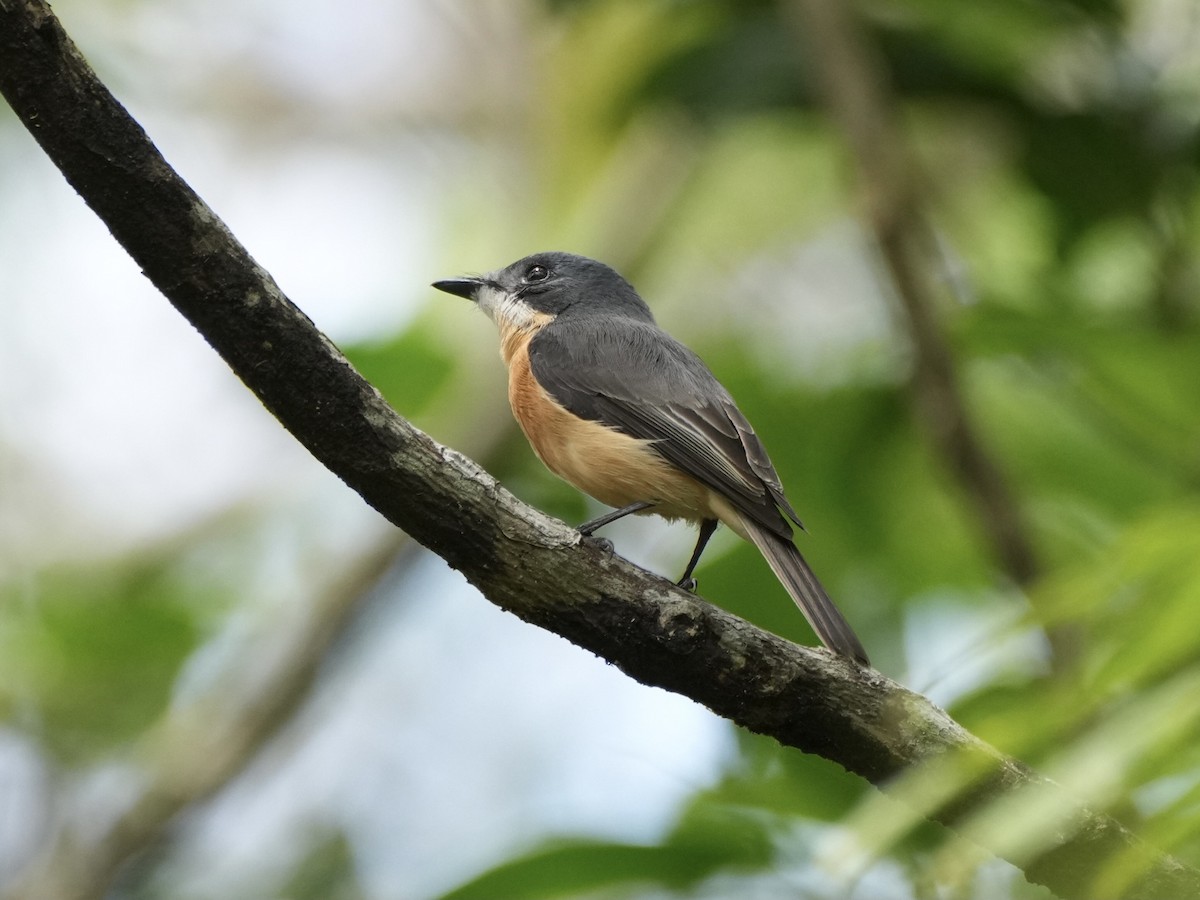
[789,0,1040,588]
[0,2,1193,897]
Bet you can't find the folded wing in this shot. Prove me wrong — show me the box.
[528,318,799,540]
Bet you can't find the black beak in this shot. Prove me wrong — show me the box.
[432,277,482,300]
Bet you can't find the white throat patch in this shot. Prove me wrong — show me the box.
[475,282,550,333]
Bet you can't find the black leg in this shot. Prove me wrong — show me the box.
[677,519,718,591]
[578,501,655,536]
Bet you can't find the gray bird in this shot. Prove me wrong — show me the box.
[434,251,868,664]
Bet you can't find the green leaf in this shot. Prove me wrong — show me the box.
[699,731,867,823]
[0,560,205,760]
[281,831,366,900]
[344,323,455,417]
[438,831,766,900]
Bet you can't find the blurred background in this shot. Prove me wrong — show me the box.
[2,0,1199,897]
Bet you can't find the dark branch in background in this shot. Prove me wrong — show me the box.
[789,0,1040,590]
[11,536,412,900]
[0,2,1193,898]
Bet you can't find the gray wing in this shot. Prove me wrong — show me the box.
[528,318,801,540]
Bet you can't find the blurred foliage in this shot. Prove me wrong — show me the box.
[279,831,367,900]
[0,559,205,761]
[2,0,1199,897]
[346,324,456,420]
[432,0,1200,895]
[440,825,771,900]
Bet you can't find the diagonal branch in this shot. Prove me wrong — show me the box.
[0,2,1192,897]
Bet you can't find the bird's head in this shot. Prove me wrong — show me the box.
[433,251,654,331]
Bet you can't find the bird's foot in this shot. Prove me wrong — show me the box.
[677,576,698,593]
[581,532,615,555]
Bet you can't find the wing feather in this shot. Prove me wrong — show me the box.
[529,318,799,539]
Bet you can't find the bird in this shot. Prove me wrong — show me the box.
[432,252,868,665]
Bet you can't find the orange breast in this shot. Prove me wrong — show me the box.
[501,326,718,524]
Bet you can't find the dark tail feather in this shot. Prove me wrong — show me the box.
[741,518,869,665]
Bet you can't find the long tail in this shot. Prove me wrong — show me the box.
[740,518,869,665]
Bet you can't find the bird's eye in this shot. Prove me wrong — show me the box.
[526,264,549,283]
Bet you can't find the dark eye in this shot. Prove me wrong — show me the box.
[526,264,549,283]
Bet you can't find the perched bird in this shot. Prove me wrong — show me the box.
[433,252,868,664]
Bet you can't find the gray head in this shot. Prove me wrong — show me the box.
[432,252,655,331]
